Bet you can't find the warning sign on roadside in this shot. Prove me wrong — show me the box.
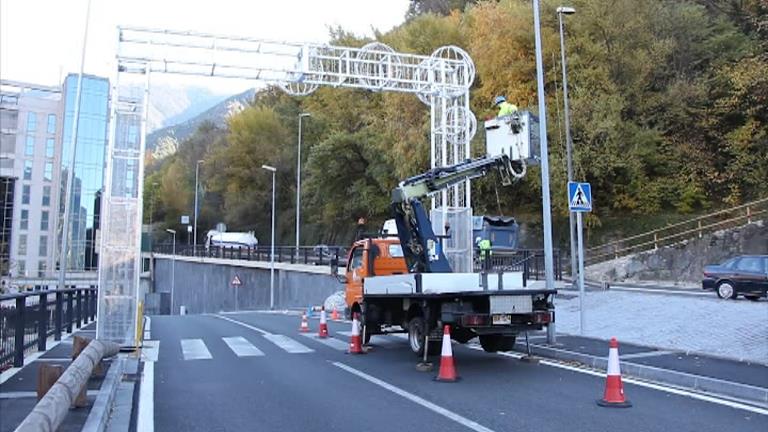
[231,275,242,287]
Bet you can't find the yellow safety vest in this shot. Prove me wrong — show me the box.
[498,102,518,117]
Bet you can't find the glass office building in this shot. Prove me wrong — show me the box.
[59,74,109,272]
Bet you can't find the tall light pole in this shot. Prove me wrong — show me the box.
[262,165,277,309]
[193,160,204,255]
[165,229,176,314]
[295,112,310,257]
[533,0,557,345]
[557,6,578,288]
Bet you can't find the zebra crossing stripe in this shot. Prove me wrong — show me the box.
[222,336,265,357]
[180,339,212,360]
[299,333,349,351]
[263,334,314,353]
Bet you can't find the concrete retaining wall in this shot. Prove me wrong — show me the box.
[151,255,341,315]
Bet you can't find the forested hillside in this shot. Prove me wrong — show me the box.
[144,0,767,247]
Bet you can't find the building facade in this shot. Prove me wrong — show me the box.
[0,83,63,280]
[59,74,110,272]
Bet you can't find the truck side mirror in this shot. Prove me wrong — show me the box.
[336,274,348,284]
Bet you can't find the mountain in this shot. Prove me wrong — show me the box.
[146,85,229,132]
[147,88,256,159]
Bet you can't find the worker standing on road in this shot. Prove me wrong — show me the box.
[494,95,518,117]
[477,237,492,270]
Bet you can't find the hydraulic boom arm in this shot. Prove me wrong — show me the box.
[391,154,515,273]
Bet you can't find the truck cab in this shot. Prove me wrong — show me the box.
[345,237,407,315]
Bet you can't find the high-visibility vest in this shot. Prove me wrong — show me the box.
[479,239,492,257]
[498,102,518,117]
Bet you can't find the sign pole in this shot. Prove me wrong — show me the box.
[577,211,585,335]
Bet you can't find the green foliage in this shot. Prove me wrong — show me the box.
[146,0,767,247]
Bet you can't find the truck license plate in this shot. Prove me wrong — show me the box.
[492,314,512,325]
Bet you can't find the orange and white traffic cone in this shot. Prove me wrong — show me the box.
[597,337,632,408]
[331,307,339,321]
[299,313,310,333]
[347,312,365,354]
[318,307,329,338]
[435,325,459,382]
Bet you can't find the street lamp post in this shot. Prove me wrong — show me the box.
[295,113,310,258]
[557,6,578,290]
[532,0,557,345]
[193,160,204,256]
[166,229,176,314]
[262,165,277,309]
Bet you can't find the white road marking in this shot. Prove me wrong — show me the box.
[0,390,100,399]
[214,315,270,335]
[619,350,675,359]
[333,362,496,432]
[299,333,349,351]
[30,358,71,362]
[338,331,353,337]
[223,336,265,357]
[142,340,160,362]
[137,360,154,432]
[477,347,768,416]
[263,334,314,354]
[180,339,213,360]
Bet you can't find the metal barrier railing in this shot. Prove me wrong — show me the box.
[473,249,563,281]
[152,244,348,269]
[585,197,768,265]
[0,287,97,371]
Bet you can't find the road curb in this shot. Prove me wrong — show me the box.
[81,356,126,432]
[516,342,768,407]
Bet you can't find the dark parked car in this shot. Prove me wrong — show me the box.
[702,255,768,300]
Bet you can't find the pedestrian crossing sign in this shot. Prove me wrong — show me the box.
[568,181,592,212]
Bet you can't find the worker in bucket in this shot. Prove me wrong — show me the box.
[494,95,518,117]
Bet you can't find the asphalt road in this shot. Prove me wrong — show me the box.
[145,312,768,432]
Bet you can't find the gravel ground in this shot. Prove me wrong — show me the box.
[554,290,768,364]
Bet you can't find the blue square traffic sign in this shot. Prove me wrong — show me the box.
[568,181,592,212]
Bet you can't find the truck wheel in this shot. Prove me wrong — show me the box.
[479,335,517,353]
[407,317,440,357]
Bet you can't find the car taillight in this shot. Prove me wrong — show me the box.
[462,314,487,326]
[533,311,552,324]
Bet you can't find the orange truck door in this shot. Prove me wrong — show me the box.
[345,245,367,309]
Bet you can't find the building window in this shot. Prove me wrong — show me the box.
[20,209,28,230]
[39,236,47,257]
[17,261,26,276]
[22,185,30,204]
[25,135,35,156]
[23,160,32,180]
[46,138,55,158]
[27,112,37,132]
[42,186,51,206]
[44,162,53,182]
[47,114,56,134]
[40,211,49,231]
[18,234,27,255]
[38,261,47,277]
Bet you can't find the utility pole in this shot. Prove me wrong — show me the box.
[193,160,204,255]
[295,113,310,258]
[558,6,578,289]
[262,165,277,309]
[533,0,557,345]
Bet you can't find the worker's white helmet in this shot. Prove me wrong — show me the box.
[475,236,482,243]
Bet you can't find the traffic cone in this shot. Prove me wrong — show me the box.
[331,307,339,321]
[318,307,329,338]
[347,312,365,354]
[299,313,310,333]
[597,337,632,408]
[435,325,459,382]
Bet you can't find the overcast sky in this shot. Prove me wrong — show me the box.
[1,0,410,92]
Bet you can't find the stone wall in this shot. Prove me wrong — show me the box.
[586,220,768,283]
[149,255,342,315]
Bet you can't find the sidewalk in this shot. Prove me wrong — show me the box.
[552,290,768,364]
[0,323,114,432]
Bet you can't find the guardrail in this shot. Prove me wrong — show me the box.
[585,197,768,265]
[152,244,348,268]
[474,249,563,281]
[0,287,97,371]
[153,244,562,281]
